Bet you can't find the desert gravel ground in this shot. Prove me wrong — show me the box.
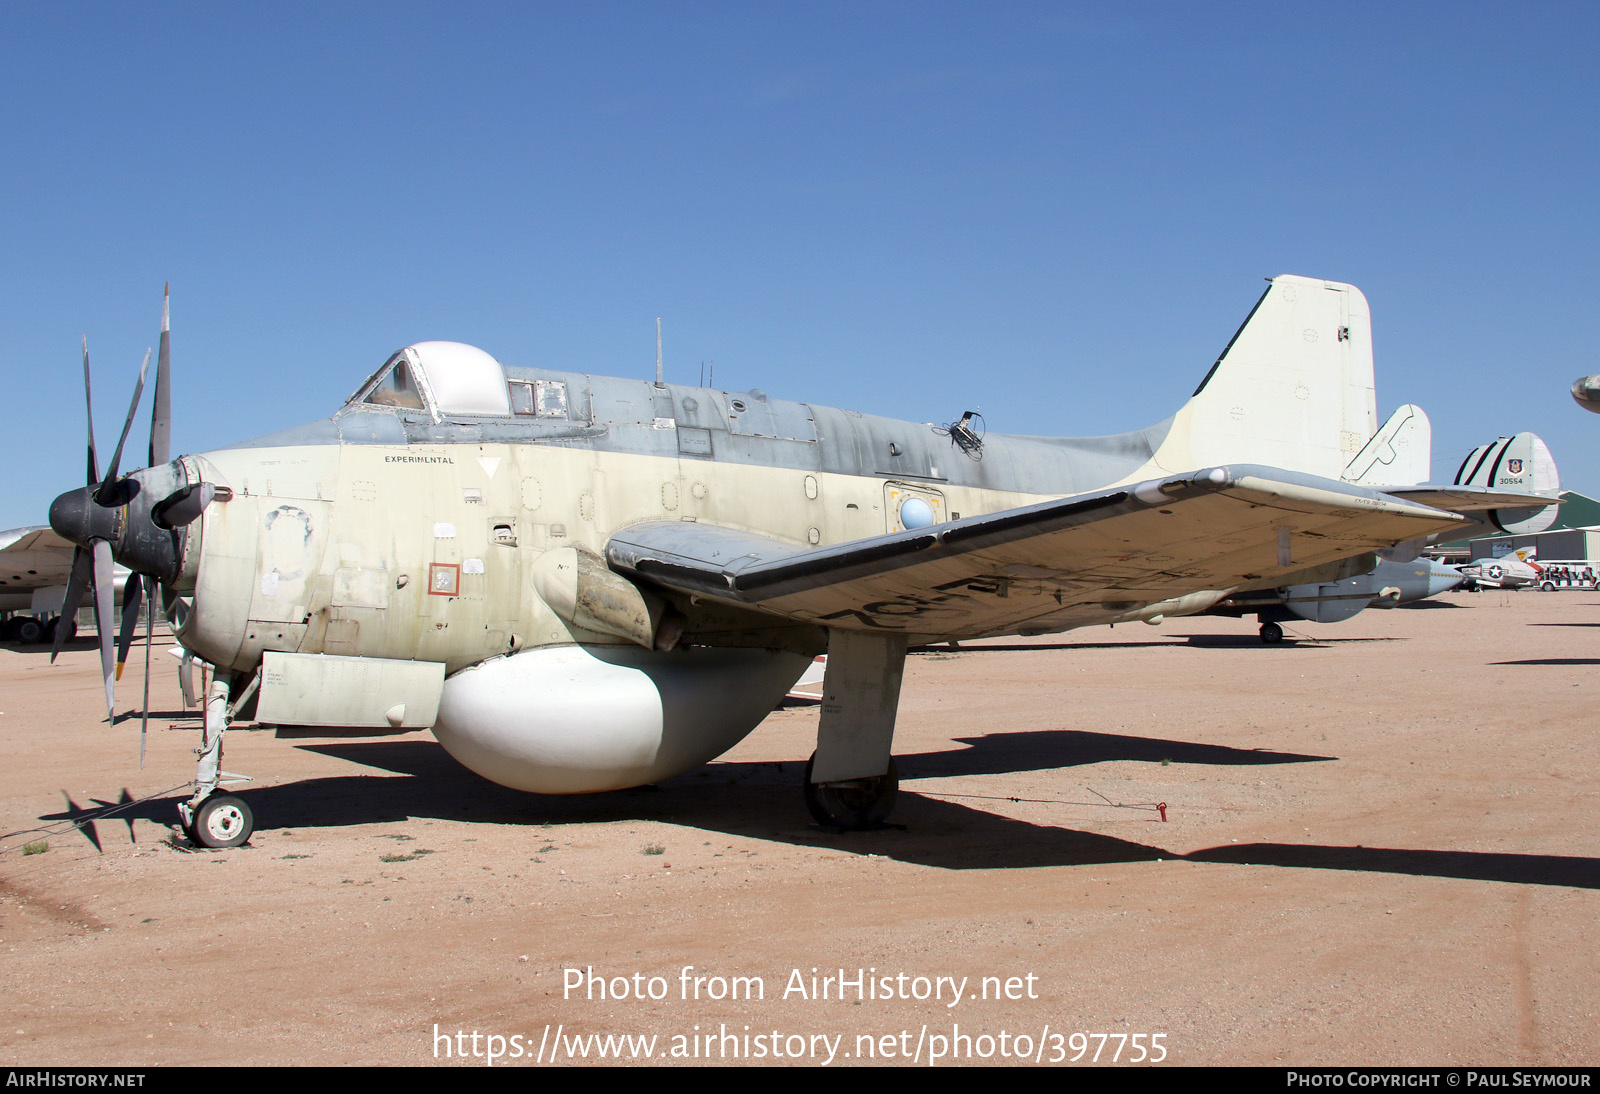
[0,588,1595,1067]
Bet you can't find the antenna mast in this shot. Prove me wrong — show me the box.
[655,317,663,386]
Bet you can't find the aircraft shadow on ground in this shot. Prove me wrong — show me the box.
[37,789,144,852]
[913,636,1400,652]
[111,710,195,724]
[912,638,1333,653]
[1185,844,1600,890]
[1489,657,1600,666]
[40,730,1317,869]
[0,638,101,656]
[40,738,1600,888]
[895,730,1331,779]
[0,636,179,656]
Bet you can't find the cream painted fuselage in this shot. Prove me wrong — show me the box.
[119,361,1172,795]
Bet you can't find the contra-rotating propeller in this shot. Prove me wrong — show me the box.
[50,338,150,716]
[51,287,196,766]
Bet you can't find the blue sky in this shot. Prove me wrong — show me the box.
[3,3,1597,525]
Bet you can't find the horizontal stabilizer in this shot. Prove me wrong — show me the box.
[1383,483,1562,512]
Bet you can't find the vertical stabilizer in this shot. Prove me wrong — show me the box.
[1150,275,1378,479]
[1455,432,1559,534]
[1344,404,1431,487]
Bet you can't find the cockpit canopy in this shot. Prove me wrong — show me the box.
[351,341,512,417]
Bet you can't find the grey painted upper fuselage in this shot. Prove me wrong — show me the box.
[231,364,1174,502]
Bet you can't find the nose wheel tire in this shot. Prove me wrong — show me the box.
[803,752,898,829]
[189,794,253,849]
[1259,621,1284,644]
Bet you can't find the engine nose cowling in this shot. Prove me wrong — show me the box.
[431,644,810,794]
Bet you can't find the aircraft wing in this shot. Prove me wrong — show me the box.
[608,465,1466,640]
[0,525,138,617]
[0,526,78,607]
[0,525,74,557]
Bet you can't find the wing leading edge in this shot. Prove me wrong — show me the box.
[607,465,1466,641]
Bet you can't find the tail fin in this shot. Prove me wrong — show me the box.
[1152,275,1378,478]
[1343,404,1431,487]
[1454,433,1560,534]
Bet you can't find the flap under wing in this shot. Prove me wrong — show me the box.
[608,465,1465,640]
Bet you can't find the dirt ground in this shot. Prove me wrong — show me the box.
[0,588,1595,1067]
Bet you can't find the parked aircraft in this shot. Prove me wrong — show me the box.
[0,527,133,644]
[1572,375,1600,414]
[0,524,79,642]
[1198,424,1561,639]
[1460,546,1542,590]
[47,276,1560,846]
[1205,556,1462,642]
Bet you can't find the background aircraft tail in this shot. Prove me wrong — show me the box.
[1453,433,1560,534]
[1150,275,1379,480]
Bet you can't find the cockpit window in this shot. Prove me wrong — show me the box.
[363,354,426,410]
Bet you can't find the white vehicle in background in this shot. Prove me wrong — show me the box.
[1528,559,1599,591]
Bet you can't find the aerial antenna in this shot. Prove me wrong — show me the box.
[655,317,663,386]
[934,409,986,460]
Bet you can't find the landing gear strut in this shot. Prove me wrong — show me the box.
[178,668,255,848]
[804,630,907,829]
[804,753,899,829]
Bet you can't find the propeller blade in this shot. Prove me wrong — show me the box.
[115,572,144,681]
[140,575,154,768]
[151,481,215,529]
[51,547,90,663]
[92,538,116,721]
[100,348,151,492]
[149,285,170,468]
[82,338,99,485]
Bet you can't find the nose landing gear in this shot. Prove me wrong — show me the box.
[187,794,253,849]
[177,668,256,849]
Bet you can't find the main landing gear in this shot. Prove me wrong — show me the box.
[178,668,256,848]
[1,614,67,645]
[804,753,899,828]
[803,630,907,830]
[1259,620,1285,644]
